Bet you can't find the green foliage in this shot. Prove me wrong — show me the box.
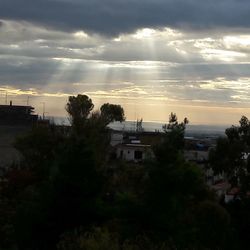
[12,136,104,249]
[209,116,250,186]
[226,198,250,250]
[53,137,101,193]
[145,113,229,249]
[0,194,16,249]
[208,116,250,249]
[57,227,174,250]
[146,159,208,241]
[195,201,231,248]
[65,95,126,167]
[14,181,56,249]
[100,103,125,126]
[155,113,188,162]
[58,227,119,250]
[162,112,188,133]
[66,94,94,132]
[66,95,94,118]
[66,95,125,135]
[2,103,239,249]
[209,137,245,179]
[14,124,63,177]
[238,116,250,146]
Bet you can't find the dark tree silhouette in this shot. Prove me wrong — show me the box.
[100,103,125,126]
[66,94,94,133]
[209,116,250,187]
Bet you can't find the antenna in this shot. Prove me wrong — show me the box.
[136,118,143,132]
[134,111,137,132]
[41,102,45,120]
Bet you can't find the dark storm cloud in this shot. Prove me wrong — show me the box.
[1,0,250,36]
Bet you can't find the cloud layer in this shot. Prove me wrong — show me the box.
[1,0,250,124]
[1,0,250,36]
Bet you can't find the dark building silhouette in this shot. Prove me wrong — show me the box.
[0,102,38,125]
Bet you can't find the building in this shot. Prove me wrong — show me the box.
[0,102,38,172]
[111,131,159,162]
[116,142,153,162]
[0,102,38,125]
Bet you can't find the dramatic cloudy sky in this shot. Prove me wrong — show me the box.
[1,0,250,124]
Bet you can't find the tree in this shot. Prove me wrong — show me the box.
[209,137,244,183]
[66,94,94,133]
[66,96,125,135]
[65,96,126,165]
[14,124,64,177]
[154,113,188,162]
[208,116,250,249]
[100,103,125,126]
[209,116,250,187]
[57,227,174,250]
[145,113,219,248]
[195,201,230,248]
[162,112,188,133]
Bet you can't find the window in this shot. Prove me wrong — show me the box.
[134,150,143,160]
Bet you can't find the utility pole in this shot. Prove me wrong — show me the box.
[5,92,7,105]
[41,102,45,120]
[27,96,30,106]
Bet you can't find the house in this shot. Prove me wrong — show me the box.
[116,142,153,162]
[111,131,158,162]
[122,131,164,146]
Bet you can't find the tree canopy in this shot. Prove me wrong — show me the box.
[66,94,94,132]
[66,95,125,134]
[100,103,125,126]
[209,116,250,187]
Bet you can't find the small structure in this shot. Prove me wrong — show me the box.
[110,128,168,163]
[112,131,157,162]
[116,143,153,162]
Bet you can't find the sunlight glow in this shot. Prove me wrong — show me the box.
[224,35,250,47]
[73,31,88,39]
[133,28,156,39]
[0,86,69,98]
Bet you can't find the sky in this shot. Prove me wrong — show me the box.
[1,0,250,125]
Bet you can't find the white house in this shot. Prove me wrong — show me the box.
[116,143,153,162]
